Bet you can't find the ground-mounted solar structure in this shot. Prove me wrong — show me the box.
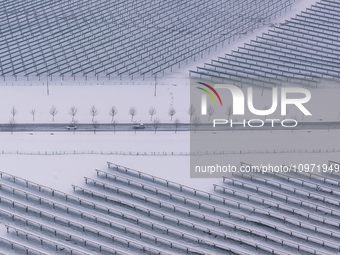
[0,0,295,79]
[0,161,340,254]
[191,0,340,87]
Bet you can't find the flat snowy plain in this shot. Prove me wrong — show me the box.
[0,76,338,191]
[0,0,338,253]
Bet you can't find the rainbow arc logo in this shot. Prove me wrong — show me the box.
[196,82,222,106]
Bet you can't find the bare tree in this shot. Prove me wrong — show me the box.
[112,120,117,134]
[153,117,160,134]
[9,118,16,134]
[92,121,98,134]
[188,104,195,121]
[69,106,78,121]
[90,105,98,122]
[192,116,201,133]
[30,109,36,121]
[149,107,156,121]
[109,106,117,122]
[10,106,18,119]
[49,105,58,122]
[168,106,176,121]
[226,104,233,121]
[174,118,180,133]
[208,105,215,121]
[338,111,340,120]
[129,107,137,121]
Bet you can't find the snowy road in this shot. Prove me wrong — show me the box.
[0,121,340,132]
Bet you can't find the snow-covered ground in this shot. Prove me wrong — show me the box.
[0,81,339,124]
[0,127,338,254]
[0,128,338,191]
[0,0,339,254]
[0,84,189,124]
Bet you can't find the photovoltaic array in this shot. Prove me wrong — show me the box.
[0,0,294,78]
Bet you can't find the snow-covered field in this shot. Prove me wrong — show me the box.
[0,84,189,124]
[0,81,339,124]
[0,0,339,254]
[0,127,338,190]
[0,127,339,254]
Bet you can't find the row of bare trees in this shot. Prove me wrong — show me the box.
[10,105,178,123]
[131,106,176,122]
[9,103,226,123]
[92,117,181,134]
[7,105,182,134]
[7,102,311,126]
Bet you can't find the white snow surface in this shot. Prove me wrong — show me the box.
[0,128,339,192]
[0,84,189,124]
[0,82,340,124]
[0,1,339,254]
